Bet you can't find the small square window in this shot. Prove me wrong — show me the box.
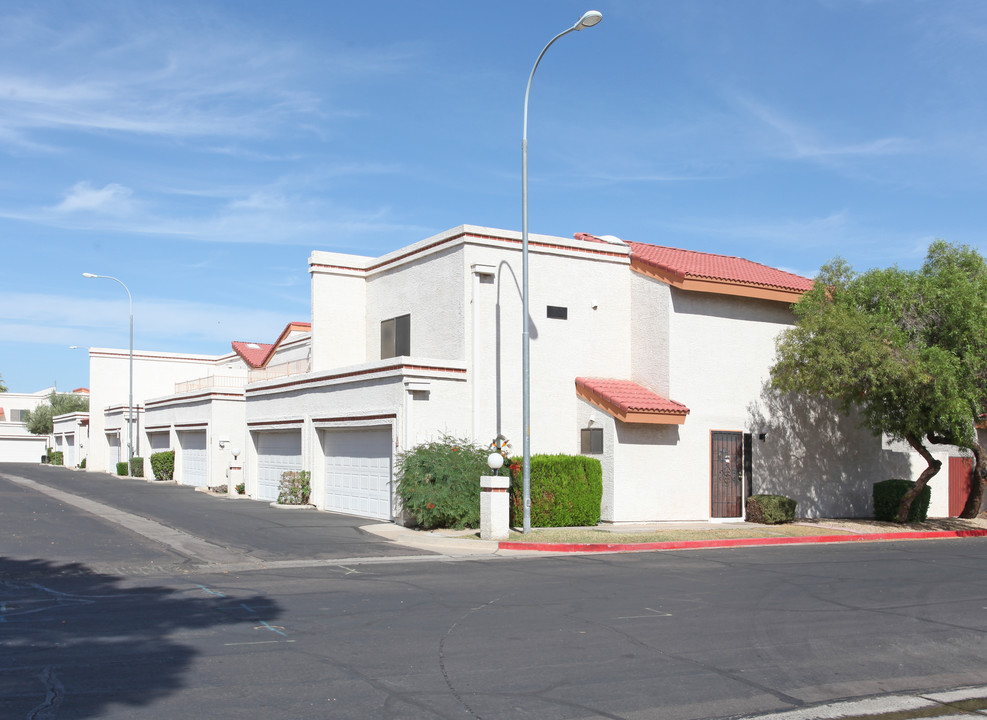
[381,314,411,359]
[581,427,603,454]
[547,305,568,320]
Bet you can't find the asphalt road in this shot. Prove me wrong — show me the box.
[3,463,987,720]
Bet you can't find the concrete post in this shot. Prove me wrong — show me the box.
[227,464,243,497]
[480,476,510,541]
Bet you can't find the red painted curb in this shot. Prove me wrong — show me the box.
[497,529,987,553]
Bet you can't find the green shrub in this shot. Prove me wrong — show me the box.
[236,482,245,495]
[116,461,128,476]
[507,454,603,528]
[130,456,144,478]
[150,450,175,481]
[396,435,489,529]
[52,451,64,466]
[873,478,931,523]
[79,458,86,469]
[277,470,311,505]
[746,494,797,524]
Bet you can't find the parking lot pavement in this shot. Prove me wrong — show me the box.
[0,464,438,568]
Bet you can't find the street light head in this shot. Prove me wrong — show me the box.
[82,273,98,278]
[574,10,602,30]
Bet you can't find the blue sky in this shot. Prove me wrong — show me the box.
[3,0,987,393]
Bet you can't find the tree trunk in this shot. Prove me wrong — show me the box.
[960,441,987,518]
[899,434,942,523]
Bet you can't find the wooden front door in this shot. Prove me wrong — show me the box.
[711,431,744,518]
[948,456,973,517]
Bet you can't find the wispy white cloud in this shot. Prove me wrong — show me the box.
[0,291,304,351]
[53,181,136,215]
[732,94,913,162]
[0,6,423,152]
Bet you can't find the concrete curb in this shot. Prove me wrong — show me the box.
[498,528,987,553]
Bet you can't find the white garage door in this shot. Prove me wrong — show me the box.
[65,436,75,467]
[148,432,170,453]
[179,431,208,487]
[256,431,302,502]
[323,428,392,520]
[0,436,47,463]
[107,434,121,470]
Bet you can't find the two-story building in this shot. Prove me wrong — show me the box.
[81,224,976,522]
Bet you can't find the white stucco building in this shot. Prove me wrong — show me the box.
[52,410,89,467]
[0,387,56,463]
[80,224,977,522]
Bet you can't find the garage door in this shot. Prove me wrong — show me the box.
[65,436,75,467]
[148,432,170,453]
[179,431,208,487]
[107,434,121,469]
[256,431,302,502]
[322,428,392,520]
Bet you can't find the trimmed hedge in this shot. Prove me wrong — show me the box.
[130,456,144,478]
[873,478,931,523]
[116,461,128,476]
[508,454,603,528]
[746,494,797,524]
[150,450,175,481]
[396,436,488,529]
[79,458,86,469]
[52,451,64,466]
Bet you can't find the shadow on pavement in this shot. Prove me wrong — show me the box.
[0,556,281,718]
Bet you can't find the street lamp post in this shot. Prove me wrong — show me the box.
[83,273,134,475]
[521,10,602,533]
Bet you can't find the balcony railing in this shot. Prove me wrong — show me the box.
[248,358,311,383]
[174,375,247,394]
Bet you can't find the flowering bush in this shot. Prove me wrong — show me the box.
[277,470,311,505]
[395,435,488,529]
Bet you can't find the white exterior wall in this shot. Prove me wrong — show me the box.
[52,412,89,467]
[308,226,632,460]
[142,389,246,486]
[0,387,55,463]
[310,257,368,372]
[87,348,233,472]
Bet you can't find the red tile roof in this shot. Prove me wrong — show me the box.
[576,377,690,424]
[574,232,813,296]
[231,341,274,369]
[231,321,311,369]
[628,242,813,293]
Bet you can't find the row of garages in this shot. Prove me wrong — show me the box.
[141,426,393,520]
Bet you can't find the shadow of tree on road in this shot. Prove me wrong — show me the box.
[0,557,280,719]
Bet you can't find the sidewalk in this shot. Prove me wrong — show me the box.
[361,516,987,556]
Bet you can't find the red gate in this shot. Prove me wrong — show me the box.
[948,456,973,517]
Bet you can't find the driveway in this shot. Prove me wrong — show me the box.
[0,463,435,570]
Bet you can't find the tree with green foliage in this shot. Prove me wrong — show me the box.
[0,374,7,392]
[771,240,987,522]
[23,391,90,436]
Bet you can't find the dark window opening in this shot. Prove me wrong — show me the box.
[381,314,411,359]
[581,427,603,454]
[547,305,568,320]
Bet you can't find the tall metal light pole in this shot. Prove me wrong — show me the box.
[521,10,602,533]
[83,273,134,475]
